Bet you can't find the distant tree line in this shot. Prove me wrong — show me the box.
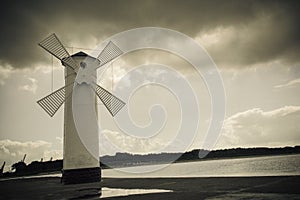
[178,146,300,161]
[101,146,300,167]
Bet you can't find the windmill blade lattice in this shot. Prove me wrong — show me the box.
[95,84,125,116]
[37,83,74,117]
[37,33,126,118]
[39,33,78,71]
[97,41,123,68]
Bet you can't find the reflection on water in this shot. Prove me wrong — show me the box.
[1,155,299,199]
[103,154,300,178]
[64,187,172,199]
[100,187,172,198]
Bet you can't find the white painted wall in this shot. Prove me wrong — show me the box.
[63,54,99,170]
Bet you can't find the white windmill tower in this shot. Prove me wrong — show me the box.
[37,34,125,184]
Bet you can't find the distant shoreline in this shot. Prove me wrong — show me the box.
[175,152,300,164]
[2,146,299,178]
[2,153,299,180]
[101,146,300,168]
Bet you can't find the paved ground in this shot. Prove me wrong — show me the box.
[0,176,299,199]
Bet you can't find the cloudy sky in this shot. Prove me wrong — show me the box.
[0,0,299,169]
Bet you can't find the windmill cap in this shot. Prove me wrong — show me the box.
[70,51,97,60]
[61,51,98,62]
[61,51,99,67]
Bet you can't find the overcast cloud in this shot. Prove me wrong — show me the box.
[0,0,299,68]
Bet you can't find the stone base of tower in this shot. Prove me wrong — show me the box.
[62,167,101,184]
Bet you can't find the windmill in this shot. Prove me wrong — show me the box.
[37,33,125,184]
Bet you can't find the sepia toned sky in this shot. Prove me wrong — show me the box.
[0,0,299,168]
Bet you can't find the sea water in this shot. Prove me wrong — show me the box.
[2,154,299,199]
[2,154,299,181]
[103,154,300,178]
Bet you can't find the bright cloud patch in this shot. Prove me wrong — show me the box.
[18,77,38,93]
[217,106,300,148]
[274,78,300,89]
[0,65,14,85]
[101,129,165,154]
[0,139,62,171]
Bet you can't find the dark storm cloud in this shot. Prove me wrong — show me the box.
[0,0,299,68]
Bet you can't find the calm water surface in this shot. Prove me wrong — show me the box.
[103,154,300,177]
[2,154,299,181]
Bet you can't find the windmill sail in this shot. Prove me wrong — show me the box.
[38,33,78,71]
[95,84,125,116]
[97,41,123,68]
[37,83,74,117]
[38,34,126,118]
